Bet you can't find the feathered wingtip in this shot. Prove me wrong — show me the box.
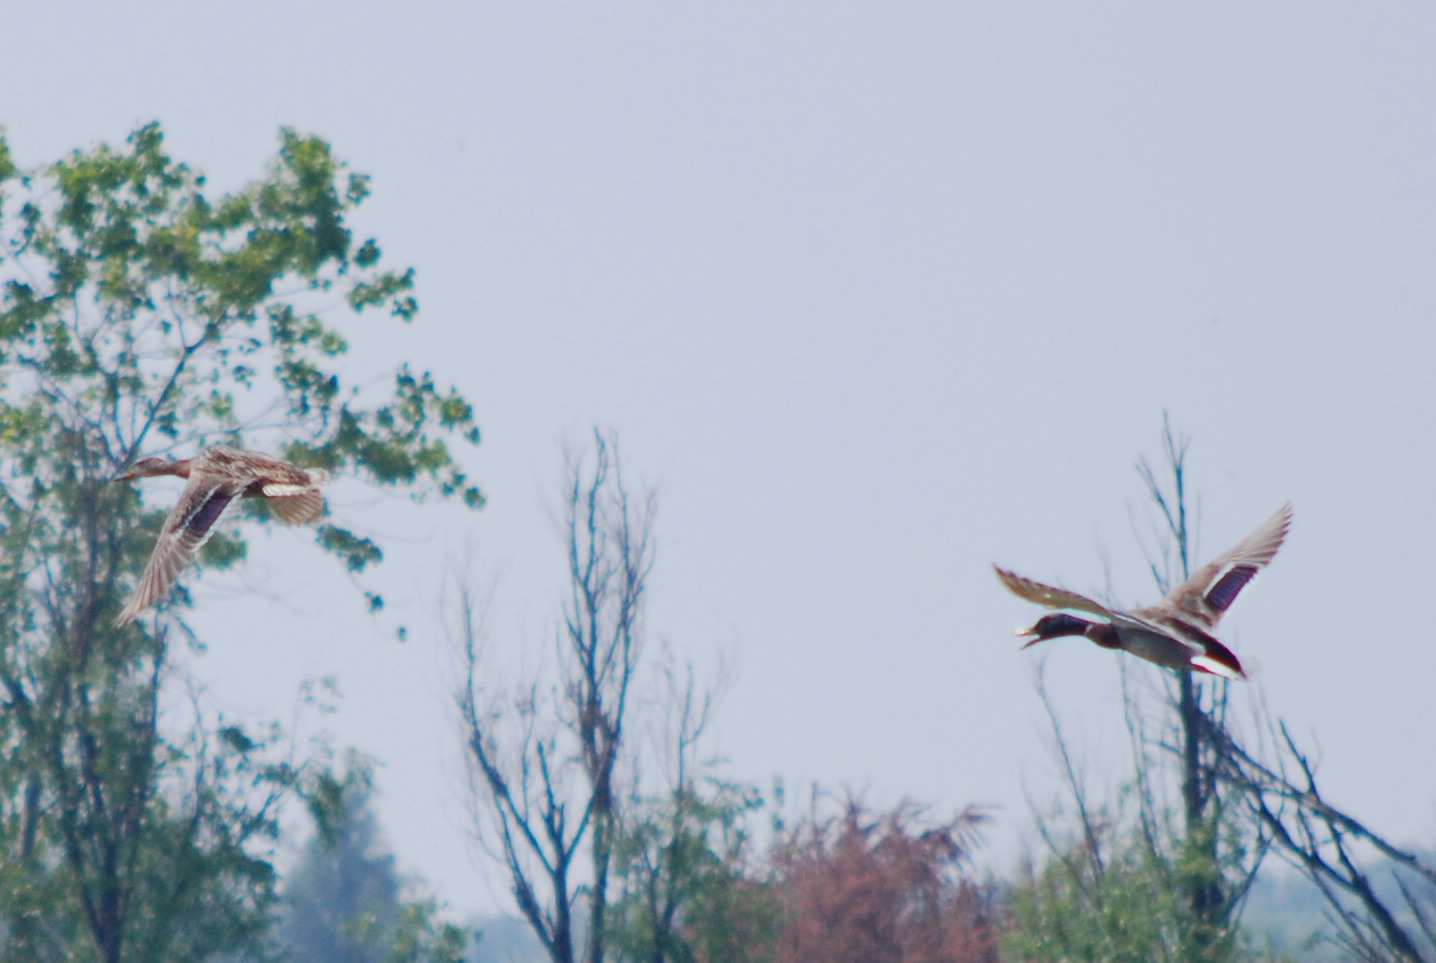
[113,599,163,629]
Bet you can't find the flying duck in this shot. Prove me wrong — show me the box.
[113,446,328,625]
[993,504,1292,680]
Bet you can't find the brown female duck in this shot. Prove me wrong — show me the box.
[993,504,1292,680]
[113,446,328,625]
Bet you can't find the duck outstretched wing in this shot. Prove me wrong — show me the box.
[993,565,1118,619]
[1159,504,1292,629]
[114,481,236,625]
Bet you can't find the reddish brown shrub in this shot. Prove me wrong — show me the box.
[767,797,1001,963]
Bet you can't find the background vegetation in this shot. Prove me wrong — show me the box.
[1,125,1428,963]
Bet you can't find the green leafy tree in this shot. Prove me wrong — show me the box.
[0,123,480,962]
[1004,773,1263,963]
[277,766,465,963]
[607,774,778,963]
[279,766,402,963]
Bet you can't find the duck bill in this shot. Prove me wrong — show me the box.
[1014,623,1047,650]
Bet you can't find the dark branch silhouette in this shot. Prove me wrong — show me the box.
[459,429,654,963]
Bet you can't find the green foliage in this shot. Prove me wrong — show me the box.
[304,759,374,852]
[0,123,481,962]
[0,687,334,963]
[0,121,480,582]
[384,898,468,963]
[1004,774,1275,963]
[1007,810,1198,962]
[280,765,396,963]
[607,778,780,963]
[278,768,467,963]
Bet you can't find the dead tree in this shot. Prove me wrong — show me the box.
[458,429,654,963]
[1207,716,1436,962]
[1138,423,1436,961]
[1133,419,1253,954]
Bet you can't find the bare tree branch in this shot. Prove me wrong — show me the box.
[457,429,655,963]
[1204,712,1435,962]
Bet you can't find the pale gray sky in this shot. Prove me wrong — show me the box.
[4,2,1434,918]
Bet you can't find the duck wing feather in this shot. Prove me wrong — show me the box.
[261,483,325,524]
[993,566,1118,620]
[257,465,327,525]
[1156,504,1292,629]
[113,480,238,625]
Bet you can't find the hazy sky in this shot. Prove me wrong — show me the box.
[4,2,1434,919]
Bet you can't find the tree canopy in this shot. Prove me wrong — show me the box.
[0,123,481,962]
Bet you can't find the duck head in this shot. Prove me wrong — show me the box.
[114,456,187,482]
[1016,612,1095,649]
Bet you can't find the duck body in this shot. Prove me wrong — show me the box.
[113,446,328,625]
[994,504,1292,681]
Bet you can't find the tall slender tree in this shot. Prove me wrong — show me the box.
[458,429,653,963]
[279,769,404,963]
[1132,419,1252,956]
[1129,423,1436,960]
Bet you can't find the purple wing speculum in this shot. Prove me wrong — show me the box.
[184,492,235,542]
[1206,564,1258,613]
